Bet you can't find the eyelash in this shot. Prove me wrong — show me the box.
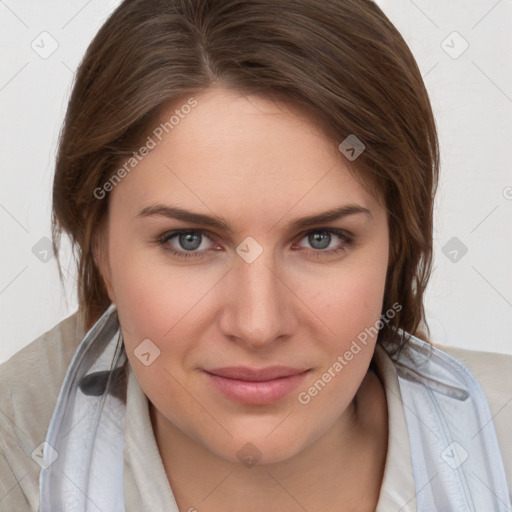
[154,228,354,261]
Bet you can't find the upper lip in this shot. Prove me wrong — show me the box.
[204,366,310,382]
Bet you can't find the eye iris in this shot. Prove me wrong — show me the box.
[179,232,202,251]
[309,231,331,250]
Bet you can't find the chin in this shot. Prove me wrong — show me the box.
[196,421,312,467]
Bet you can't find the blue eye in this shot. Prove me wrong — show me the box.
[156,228,353,261]
[297,229,354,259]
[298,229,351,254]
[157,230,215,260]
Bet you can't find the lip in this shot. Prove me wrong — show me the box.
[203,366,311,405]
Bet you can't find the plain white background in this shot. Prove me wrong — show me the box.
[0,0,511,363]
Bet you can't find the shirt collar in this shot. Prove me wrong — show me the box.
[124,346,417,511]
[124,362,180,511]
[373,344,417,512]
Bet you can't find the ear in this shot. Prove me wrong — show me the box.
[92,222,116,303]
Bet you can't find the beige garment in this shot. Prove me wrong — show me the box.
[1,310,511,511]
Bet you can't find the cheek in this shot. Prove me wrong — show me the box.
[294,266,387,431]
[314,251,388,348]
[311,280,383,394]
[107,241,203,416]
[107,227,202,340]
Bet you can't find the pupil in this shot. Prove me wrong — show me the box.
[310,232,330,250]
[180,232,201,251]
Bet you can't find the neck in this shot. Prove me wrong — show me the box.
[150,368,388,512]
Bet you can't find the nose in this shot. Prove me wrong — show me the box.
[218,246,296,350]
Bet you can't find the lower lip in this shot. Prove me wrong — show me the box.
[204,371,310,405]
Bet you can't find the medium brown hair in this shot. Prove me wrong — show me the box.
[52,0,439,348]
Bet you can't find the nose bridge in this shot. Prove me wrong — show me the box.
[224,243,290,347]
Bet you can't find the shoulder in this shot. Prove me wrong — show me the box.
[0,311,85,510]
[0,310,84,421]
[434,343,512,490]
[435,343,512,405]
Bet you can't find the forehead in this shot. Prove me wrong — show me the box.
[109,87,383,222]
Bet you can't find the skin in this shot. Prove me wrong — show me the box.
[96,86,389,511]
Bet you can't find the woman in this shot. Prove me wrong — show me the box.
[0,0,510,511]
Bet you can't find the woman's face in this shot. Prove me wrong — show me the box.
[97,86,390,465]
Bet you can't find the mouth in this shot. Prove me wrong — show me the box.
[202,366,311,405]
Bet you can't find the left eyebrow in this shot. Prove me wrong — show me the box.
[286,204,372,230]
[137,204,372,233]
